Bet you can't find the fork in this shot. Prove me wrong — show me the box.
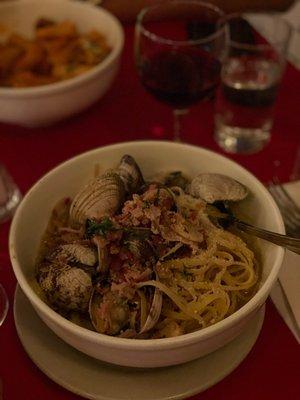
[269,177,300,237]
[217,202,300,255]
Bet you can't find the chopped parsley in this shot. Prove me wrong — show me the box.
[142,200,151,209]
[85,218,151,241]
[85,217,115,238]
[181,265,193,280]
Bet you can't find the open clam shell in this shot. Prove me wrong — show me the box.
[139,285,162,334]
[188,173,248,203]
[117,155,144,194]
[163,171,190,190]
[89,283,162,336]
[70,171,125,225]
[89,289,130,335]
[125,238,155,260]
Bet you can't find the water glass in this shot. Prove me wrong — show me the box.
[214,14,291,154]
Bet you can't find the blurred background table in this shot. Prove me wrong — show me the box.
[0,24,299,400]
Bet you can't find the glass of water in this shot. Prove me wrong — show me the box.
[214,14,291,154]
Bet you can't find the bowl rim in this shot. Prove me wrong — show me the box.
[9,140,285,350]
[0,0,124,98]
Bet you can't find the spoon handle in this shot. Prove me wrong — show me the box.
[234,219,300,255]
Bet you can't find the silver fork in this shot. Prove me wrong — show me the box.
[269,177,300,237]
[232,219,300,255]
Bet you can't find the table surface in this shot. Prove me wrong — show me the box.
[0,24,300,400]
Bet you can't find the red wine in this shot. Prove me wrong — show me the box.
[139,49,221,108]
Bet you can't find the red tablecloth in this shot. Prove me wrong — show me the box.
[0,24,300,400]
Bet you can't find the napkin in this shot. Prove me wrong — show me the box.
[282,1,300,69]
[247,2,300,70]
[270,180,300,344]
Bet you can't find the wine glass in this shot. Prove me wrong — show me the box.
[0,165,21,326]
[0,163,21,223]
[135,0,227,142]
[0,284,9,326]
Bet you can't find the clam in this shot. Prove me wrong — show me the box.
[58,243,97,266]
[70,171,125,225]
[39,264,93,312]
[117,155,144,194]
[188,173,248,204]
[89,289,130,335]
[163,171,190,190]
[89,284,162,336]
[125,238,156,260]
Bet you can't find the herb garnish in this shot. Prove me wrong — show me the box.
[85,218,151,241]
[142,200,151,209]
[85,217,115,238]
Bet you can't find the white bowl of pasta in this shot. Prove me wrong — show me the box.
[9,141,285,367]
[0,0,124,127]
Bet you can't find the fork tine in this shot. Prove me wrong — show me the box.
[269,186,300,227]
[272,177,300,217]
[269,180,300,236]
[269,185,300,226]
[269,180,300,212]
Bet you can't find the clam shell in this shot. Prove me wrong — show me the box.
[59,244,97,266]
[70,171,125,225]
[188,173,248,203]
[163,171,190,190]
[89,282,162,336]
[117,155,144,194]
[126,238,155,260]
[89,289,130,335]
[39,264,92,312]
[140,286,162,334]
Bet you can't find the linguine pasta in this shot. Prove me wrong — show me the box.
[137,188,258,336]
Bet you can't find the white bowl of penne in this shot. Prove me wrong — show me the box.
[0,0,124,127]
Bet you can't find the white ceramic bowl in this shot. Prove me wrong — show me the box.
[0,0,124,127]
[9,141,285,368]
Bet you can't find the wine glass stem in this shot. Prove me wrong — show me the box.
[173,109,188,142]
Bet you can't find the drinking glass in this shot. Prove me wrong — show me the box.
[135,0,226,142]
[0,163,21,223]
[214,13,292,154]
[0,165,20,326]
[0,284,9,325]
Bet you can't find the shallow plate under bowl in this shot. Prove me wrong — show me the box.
[14,286,265,400]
